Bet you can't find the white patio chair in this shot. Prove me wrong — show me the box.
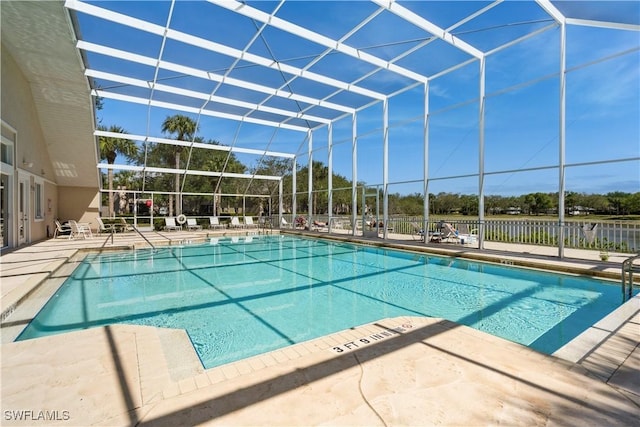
[186,218,202,231]
[280,217,292,229]
[53,220,72,238]
[69,220,92,239]
[209,216,224,230]
[164,217,182,231]
[230,216,245,228]
[96,217,116,234]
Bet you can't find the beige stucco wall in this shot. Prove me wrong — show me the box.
[2,46,98,243]
[57,186,100,232]
[1,46,55,180]
[2,47,52,244]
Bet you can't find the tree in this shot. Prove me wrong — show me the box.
[607,191,631,215]
[98,125,137,217]
[523,192,552,215]
[161,114,199,215]
[249,157,293,215]
[183,138,246,215]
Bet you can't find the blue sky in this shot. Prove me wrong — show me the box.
[82,0,640,196]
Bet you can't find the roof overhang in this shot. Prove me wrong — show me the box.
[1,0,97,188]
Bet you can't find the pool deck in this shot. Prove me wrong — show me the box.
[1,229,639,425]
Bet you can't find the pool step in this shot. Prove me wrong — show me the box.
[155,328,204,382]
[578,309,640,403]
[131,326,203,406]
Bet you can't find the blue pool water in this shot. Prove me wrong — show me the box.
[18,235,629,368]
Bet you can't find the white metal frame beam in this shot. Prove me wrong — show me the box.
[86,69,332,125]
[535,0,565,24]
[210,0,429,84]
[94,130,295,159]
[97,163,282,180]
[93,90,309,132]
[66,0,387,101]
[565,18,640,32]
[372,0,484,59]
[78,41,356,115]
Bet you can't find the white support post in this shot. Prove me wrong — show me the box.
[382,98,389,239]
[278,179,283,226]
[558,22,567,259]
[423,82,430,243]
[478,56,486,249]
[292,157,297,221]
[308,130,313,224]
[327,122,333,232]
[352,113,358,236]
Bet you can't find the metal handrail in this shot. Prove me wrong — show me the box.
[621,253,640,302]
[259,217,272,234]
[130,225,157,250]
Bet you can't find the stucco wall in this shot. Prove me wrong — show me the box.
[1,46,55,180]
[2,46,57,244]
[57,186,100,233]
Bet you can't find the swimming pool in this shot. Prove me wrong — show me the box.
[17,235,628,368]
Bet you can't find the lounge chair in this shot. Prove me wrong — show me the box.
[96,217,116,234]
[164,217,182,231]
[209,216,224,230]
[244,216,258,228]
[295,216,308,229]
[457,223,478,245]
[280,217,292,228]
[69,220,93,239]
[435,222,460,243]
[312,220,328,232]
[230,216,245,228]
[118,217,135,232]
[411,222,425,242]
[53,220,72,238]
[186,218,202,231]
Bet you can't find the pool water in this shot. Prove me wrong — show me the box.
[17,235,628,368]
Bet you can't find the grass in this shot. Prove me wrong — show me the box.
[437,214,640,223]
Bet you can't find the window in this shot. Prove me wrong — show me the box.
[1,121,15,167]
[34,180,44,220]
[0,142,12,165]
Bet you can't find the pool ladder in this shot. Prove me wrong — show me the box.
[258,218,273,235]
[621,253,640,302]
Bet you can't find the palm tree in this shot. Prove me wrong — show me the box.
[161,114,198,215]
[98,125,138,217]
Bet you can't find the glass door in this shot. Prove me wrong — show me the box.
[18,175,29,245]
[0,174,7,248]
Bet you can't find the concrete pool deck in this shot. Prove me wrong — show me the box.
[1,229,639,425]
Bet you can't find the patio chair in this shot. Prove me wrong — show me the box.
[118,217,135,232]
[164,217,182,231]
[209,216,225,230]
[69,220,93,239]
[53,220,72,238]
[186,218,202,231]
[439,222,460,243]
[312,220,328,232]
[96,217,116,234]
[280,217,292,228]
[411,222,425,242]
[244,216,258,228]
[230,216,245,228]
[456,223,478,245]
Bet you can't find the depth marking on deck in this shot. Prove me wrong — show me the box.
[330,323,413,354]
